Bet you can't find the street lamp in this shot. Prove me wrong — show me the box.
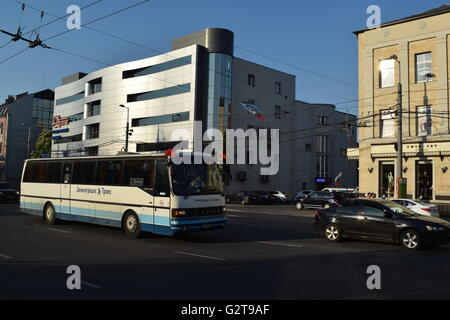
[423,72,435,105]
[119,104,130,152]
[389,54,403,198]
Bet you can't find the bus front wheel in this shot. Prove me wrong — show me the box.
[123,211,141,238]
[44,203,56,225]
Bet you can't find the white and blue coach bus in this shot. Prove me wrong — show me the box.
[20,152,226,237]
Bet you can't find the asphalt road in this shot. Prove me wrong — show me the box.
[1,202,450,300]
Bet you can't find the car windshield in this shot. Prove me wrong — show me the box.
[171,163,223,196]
[380,200,417,216]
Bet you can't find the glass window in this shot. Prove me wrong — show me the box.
[381,110,395,137]
[415,52,432,83]
[248,74,255,87]
[319,116,328,125]
[34,162,49,183]
[123,56,191,79]
[23,162,36,182]
[123,159,155,193]
[417,106,432,136]
[97,161,122,186]
[275,82,282,94]
[87,101,101,117]
[155,160,170,196]
[87,123,100,139]
[55,92,84,106]
[48,162,62,183]
[127,84,190,103]
[361,205,385,217]
[379,59,395,88]
[72,161,97,185]
[132,112,189,127]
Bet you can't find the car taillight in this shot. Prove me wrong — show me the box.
[422,208,432,213]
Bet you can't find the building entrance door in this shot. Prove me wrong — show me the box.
[379,163,394,198]
[416,162,432,200]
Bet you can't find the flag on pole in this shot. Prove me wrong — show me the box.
[240,102,265,120]
[334,172,343,186]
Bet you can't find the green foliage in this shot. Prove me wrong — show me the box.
[31,129,52,158]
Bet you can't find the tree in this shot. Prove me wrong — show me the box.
[31,129,51,158]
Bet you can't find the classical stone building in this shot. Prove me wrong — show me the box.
[348,5,450,201]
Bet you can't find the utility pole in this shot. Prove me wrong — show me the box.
[27,126,31,158]
[119,104,132,153]
[390,55,403,198]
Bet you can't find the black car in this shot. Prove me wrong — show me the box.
[295,191,346,210]
[226,191,260,205]
[313,199,450,250]
[0,182,19,203]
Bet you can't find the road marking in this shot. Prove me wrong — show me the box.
[173,250,226,261]
[0,253,12,260]
[256,241,303,248]
[227,214,243,218]
[81,281,101,289]
[46,228,72,234]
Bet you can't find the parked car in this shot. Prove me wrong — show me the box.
[295,191,347,210]
[390,199,439,217]
[226,191,260,205]
[322,188,358,199]
[0,182,19,203]
[294,190,313,201]
[269,190,292,203]
[313,199,450,250]
[253,191,277,204]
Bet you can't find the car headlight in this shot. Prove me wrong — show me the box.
[425,225,445,231]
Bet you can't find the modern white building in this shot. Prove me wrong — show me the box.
[52,28,357,194]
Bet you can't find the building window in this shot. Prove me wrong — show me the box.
[381,110,395,137]
[123,56,191,79]
[88,78,102,95]
[32,98,53,129]
[55,91,84,106]
[132,112,189,127]
[305,143,311,152]
[127,83,190,103]
[317,155,329,177]
[87,100,101,117]
[317,135,328,153]
[318,115,328,125]
[136,141,182,152]
[86,123,99,140]
[379,59,395,88]
[417,105,432,136]
[415,52,432,83]
[275,81,282,94]
[248,74,255,87]
[275,105,281,119]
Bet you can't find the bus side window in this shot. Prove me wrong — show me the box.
[155,160,170,196]
[123,159,155,193]
[23,162,36,182]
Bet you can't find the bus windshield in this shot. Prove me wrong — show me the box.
[171,163,223,196]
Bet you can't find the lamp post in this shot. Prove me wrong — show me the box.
[119,104,129,152]
[390,55,403,198]
[423,72,435,106]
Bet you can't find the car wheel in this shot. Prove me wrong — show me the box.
[44,203,56,225]
[324,223,342,242]
[400,229,422,250]
[123,211,141,238]
[295,201,304,210]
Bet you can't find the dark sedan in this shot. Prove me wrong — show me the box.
[313,199,450,250]
[0,183,19,203]
[296,191,347,210]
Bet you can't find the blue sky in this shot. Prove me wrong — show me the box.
[0,0,446,114]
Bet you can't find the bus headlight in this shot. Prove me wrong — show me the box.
[172,209,186,217]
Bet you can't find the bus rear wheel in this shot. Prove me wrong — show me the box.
[123,211,141,238]
[44,203,56,225]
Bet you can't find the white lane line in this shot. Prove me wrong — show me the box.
[256,241,303,248]
[81,281,101,289]
[46,228,72,234]
[173,250,226,261]
[227,214,243,218]
[0,253,12,260]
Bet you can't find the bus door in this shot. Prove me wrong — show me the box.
[60,162,72,217]
[153,160,171,232]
